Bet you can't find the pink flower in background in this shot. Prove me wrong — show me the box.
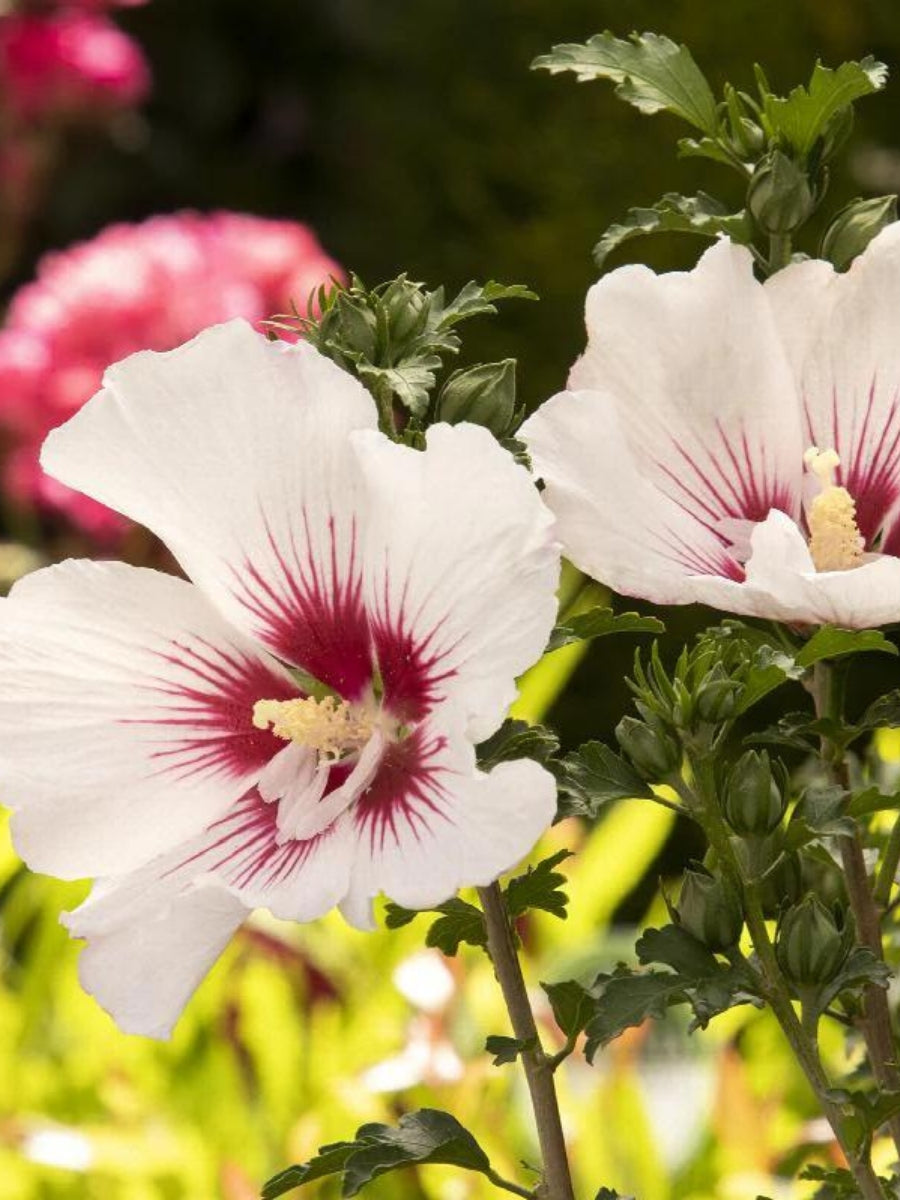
[0,10,150,121]
[0,212,343,540]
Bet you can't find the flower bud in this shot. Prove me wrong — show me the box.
[775,896,851,986]
[748,151,815,235]
[615,715,681,781]
[437,360,517,436]
[695,664,739,724]
[677,868,743,952]
[821,195,898,272]
[723,750,786,836]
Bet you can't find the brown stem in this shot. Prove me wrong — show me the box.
[812,661,900,1157]
[478,884,575,1200]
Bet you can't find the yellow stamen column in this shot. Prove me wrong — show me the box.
[804,447,865,572]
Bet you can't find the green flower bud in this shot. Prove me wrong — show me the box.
[615,715,681,781]
[748,151,815,235]
[723,750,786,836]
[775,896,851,986]
[677,868,744,952]
[437,360,517,436]
[821,195,898,272]
[695,664,739,724]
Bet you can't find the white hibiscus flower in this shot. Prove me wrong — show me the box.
[522,224,900,629]
[0,319,560,1037]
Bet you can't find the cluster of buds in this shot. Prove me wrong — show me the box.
[614,629,767,785]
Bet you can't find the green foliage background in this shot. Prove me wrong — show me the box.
[5,1,900,1196]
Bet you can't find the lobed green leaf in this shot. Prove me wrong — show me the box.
[533,31,718,134]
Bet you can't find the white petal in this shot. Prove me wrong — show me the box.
[67,882,246,1039]
[684,510,900,628]
[276,730,385,843]
[339,709,556,929]
[522,389,747,604]
[0,559,297,878]
[570,238,803,526]
[767,222,900,550]
[42,320,378,699]
[351,423,560,742]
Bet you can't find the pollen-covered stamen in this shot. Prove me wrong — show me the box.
[804,446,865,572]
[252,694,372,760]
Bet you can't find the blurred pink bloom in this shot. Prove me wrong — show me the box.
[0,212,344,539]
[0,10,150,121]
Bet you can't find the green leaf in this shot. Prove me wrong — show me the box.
[735,645,804,714]
[435,280,537,330]
[787,785,855,848]
[546,606,664,652]
[356,358,440,417]
[262,1110,496,1198]
[749,711,852,754]
[635,923,720,977]
[637,924,762,1029]
[555,741,654,820]
[426,900,488,956]
[678,136,742,168]
[762,58,888,157]
[859,689,900,731]
[816,945,891,1015]
[484,1033,537,1065]
[849,786,900,819]
[533,31,718,134]
[594,193,752,268]
[383,898,487,956]
[584,968,685,1059]
[504,850,571,920]
[476,719,560,771]
[542,978,595,1038]
[795,626,898,667]
[262,1142,360,1198]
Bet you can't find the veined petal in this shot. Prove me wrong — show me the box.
[340,709,556,929]
[767,223,900,550]
[41,320,378,699]
[570,238,803,526]
[522,389,747,604]
[351,423,560,741]
[0,559,297,878]
[684,510,900,628]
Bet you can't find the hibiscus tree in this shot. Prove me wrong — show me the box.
[523,225,900,629]
[0,319,560,1037]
